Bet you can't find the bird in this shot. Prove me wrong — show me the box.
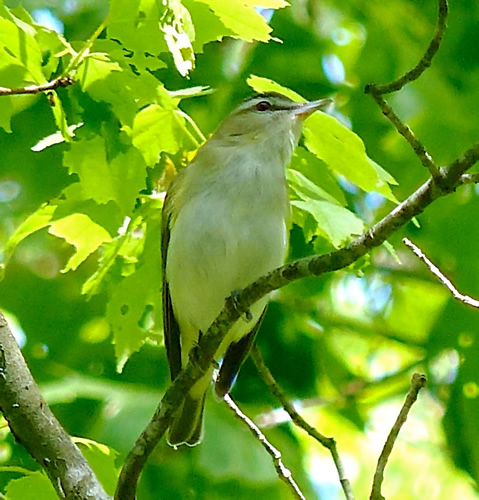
[161,91,332,446]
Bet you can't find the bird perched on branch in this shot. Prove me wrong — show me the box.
[162,92,331,446]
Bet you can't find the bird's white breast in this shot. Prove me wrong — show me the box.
[166,146,290,364]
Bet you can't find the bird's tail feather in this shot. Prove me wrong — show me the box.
[167,392,206,447]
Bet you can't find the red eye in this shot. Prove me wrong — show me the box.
[255,100,272,111]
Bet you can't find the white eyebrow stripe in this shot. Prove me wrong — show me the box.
[235,94,297,114]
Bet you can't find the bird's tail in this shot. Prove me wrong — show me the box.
[167,391,206,447]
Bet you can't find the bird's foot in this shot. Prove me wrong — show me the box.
[230,289,253,322]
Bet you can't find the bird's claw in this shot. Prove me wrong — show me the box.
[230,289,253,322]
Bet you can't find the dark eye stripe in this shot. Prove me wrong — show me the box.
[249,100,294,112]
[235,92,296,115]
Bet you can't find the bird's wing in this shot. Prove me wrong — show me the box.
[162,193,182,381]
[214,307,268,397]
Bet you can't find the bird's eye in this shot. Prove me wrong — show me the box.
[255,100,272,112]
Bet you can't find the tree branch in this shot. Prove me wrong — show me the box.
[446,141,479,181]
[0,311,111,500]
[369,373,427,500]
[250,345,355,500]
[460,172,479,185]
[0,77,74,96]
[403,238,479,308]
[223,393,306,500]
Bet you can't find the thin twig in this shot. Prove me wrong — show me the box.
[403,238,479,308]
[223,393,306,500]
[369,93,439,179]
[0,77,74,96]
[63,20,108,75]
[370,373,427,500]
[366,0,448,94]
[364,0,449,181]
[251,345,355,500]
[257,358,425,430]
[446,141,479,182]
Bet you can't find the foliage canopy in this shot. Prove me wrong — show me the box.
[0,0,479,499]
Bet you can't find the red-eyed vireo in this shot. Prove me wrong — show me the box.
[162,92,332,446]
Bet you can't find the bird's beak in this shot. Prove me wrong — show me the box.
[294,98,333,119]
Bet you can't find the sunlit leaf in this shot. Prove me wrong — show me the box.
[304,112,397,201]
[76,53,121,90]
[190,0,281,42]
[4,471,57,500]
[74,437,119,495]
[183,0,232,50]
[3,204,56,266]
[107,211,163,371]
[49,91,74,142]
[160,0,195,76]
[107,0,194,75]
[63,138,147,214]
[0,12,45,85]
[132,104,185,166]
[48,213,112,272]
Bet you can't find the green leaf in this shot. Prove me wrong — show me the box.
[82,196,163,298]
[48,213,112,272]
[182,0,232,50]
[53,183,124,236]
[34,25,68,78]
[110,146,148,213]
[1,181,125,278]
[63,138,147,214]
[107,209,163,371]
[4,471,57,500]
[49,91,74,142]
[108,0,167,58]
[291,147,347,206]
[107,0,194,75]
[63,137,110,203]
[132,104,185,166]
[288,169,340,206]
[247,74,302,100]
[74,437,119,495]
[304,112,397,201]
[0,95,13,132]
[190,0,278,42]
[292,199,364,248]
[160,1,195,76]
[0,10,45,85]
[242,0,289,6]
[76,53,122,91]
[3,204,56,267]
[76,52,141,125]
